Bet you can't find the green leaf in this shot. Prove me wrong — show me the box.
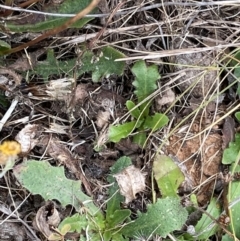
[112,233,129,241]
[153,154,185,197]
[4,0,94,33]
[108,209,131,228]
[33,46,125,81]
[133,132,146,147]
[126,100,140,119]
[222,234,234,241]
[235,112,240,122]
[131,60,160,103]
[0,40,11,52]
[88,46,125,82]
[227,164,240,239]
[13,161,102,220]
[108,121,136,143]
[222,133,240,164]
[194,197,221,240]
[58,214,88,233]
[121,197,188,238]
[60,224,71,235]
[143,113,169,132]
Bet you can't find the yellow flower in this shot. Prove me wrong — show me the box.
[0,141,21,156]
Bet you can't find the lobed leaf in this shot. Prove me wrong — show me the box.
[121,197,188,238]
[33,46,125,81]
[13,160,102,220]
[131,60,160,103]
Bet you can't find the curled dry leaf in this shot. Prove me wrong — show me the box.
[156,85,175,108]
[45,123,69,134]
[33,201,61,239]
[113,165,146,204]
[15,124,41,153]
[45,78,74,100]
[222,116,235,149]
[96,110,110,129]
[0,67,22,91]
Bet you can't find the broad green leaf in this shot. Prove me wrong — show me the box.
[133,132,146,147]
[59,214,88,233]
[33,46,125,81]
[121,197,188,238]
[126,100,140,119]
[143,113,169,132]
[222,133,240,164]
[0,40,11,52]
[131,60,160,103]
[108,209,131,228]
[153,154,184,197]
[103,231,112,241]
[112,233,129,241]
[13,160,103,221]
[108,121,136,143]
[194,197,221,240]
[222,234,234,241]
[4,0,93,33]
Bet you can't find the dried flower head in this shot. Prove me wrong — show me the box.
[0,141,21,156]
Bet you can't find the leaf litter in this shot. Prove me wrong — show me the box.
[0,1,240,240]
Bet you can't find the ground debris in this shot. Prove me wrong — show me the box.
[165,123,222,205]
[171,38,219,98]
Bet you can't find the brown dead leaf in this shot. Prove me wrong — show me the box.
[46,78,74,100]
[33,201,60,239]
[115,139,140,156]
[0,67,22,90]
[166,129,222,205]
[222,116,235,149]
[113,165,146,204]
[15,124,41,153]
